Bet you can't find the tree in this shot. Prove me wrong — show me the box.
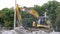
[42,0,60,28]
[0,8,14,29]
[34,5,44,16]
[54,6,60,31]
[21,11,36,29]
[0,11,5,27]
[22,18,34,29]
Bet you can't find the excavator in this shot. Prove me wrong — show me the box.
[15,4,51,31]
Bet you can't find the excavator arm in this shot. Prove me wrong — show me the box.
[20,7,40,19]
[28,9,39,19]
[16,4,22,26]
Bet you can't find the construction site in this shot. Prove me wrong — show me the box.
[0,0,60,34]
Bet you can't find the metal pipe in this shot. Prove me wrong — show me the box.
[14,0,17,30]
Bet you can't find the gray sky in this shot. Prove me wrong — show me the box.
[0,0,60,10]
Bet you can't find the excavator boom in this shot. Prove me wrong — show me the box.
[16,4,22,26]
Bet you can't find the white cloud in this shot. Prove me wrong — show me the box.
[0,0,60,10]
[0,0,15,10]
[17,0,49,7]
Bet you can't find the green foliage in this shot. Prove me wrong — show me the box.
[22,18,33,29]
[0,18,4,27]
[34,5,44,16]
[21,11,32,18]
[0,8,14,29]
[21,11,36,29]
[42,1,60,28]
[54,7,60,31]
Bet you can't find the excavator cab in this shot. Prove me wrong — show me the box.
[37,16,50,29]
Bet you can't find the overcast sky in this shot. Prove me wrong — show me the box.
[0,0,60,10]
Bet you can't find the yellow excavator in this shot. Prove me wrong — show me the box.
[16,4,50,29]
